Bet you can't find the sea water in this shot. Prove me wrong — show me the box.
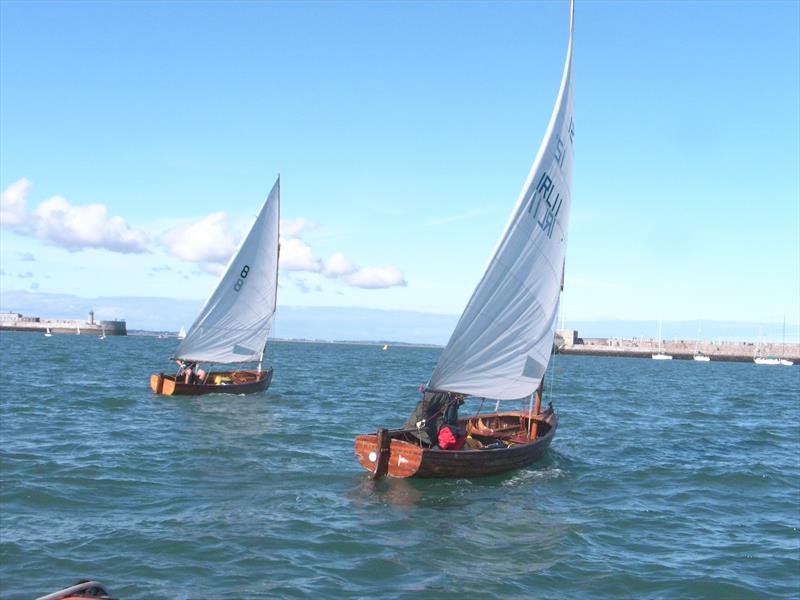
[0,332,798,599]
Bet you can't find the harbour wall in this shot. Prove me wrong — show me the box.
[0,311,127,336]
[555,330,799,363]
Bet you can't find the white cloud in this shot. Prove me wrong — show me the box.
[323,252,357,278]
[161,212,238,264]
[0,178,32,226]
[281,217,317,238]
[33,196,148,253]
[343,266,407,289]
[279,237,322,272]
[1,178,148,254]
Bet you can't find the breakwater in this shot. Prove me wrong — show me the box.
[555,330,798,363]
[0,310,127,336]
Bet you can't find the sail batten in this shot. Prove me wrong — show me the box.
[427,4,574,400]
[176,178,280,364]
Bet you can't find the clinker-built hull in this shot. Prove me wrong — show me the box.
[150,368,273,396]
[355,409,557,478]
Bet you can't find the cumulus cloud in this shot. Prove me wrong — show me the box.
[157,206,407,290]
[33,196,148,253]
[281,217,317,238]
[343,266,407,289]
[323,252,357,278]
[1,178,31,226]
[0,178,148,254]
[160,212,238,264]
[279,237,322,272]
[320,252,406,289]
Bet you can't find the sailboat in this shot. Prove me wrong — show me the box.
[177,326,187,340]
[354,1,574,479]
[693,322,710,361]
[652,319,672,360]
[44,328,52,337]
[754,328,780,365]
[99,326,107,340]
[382,344,389,351]
[779,318,794,366]
[150,177,281,396]
[76,325,81,335]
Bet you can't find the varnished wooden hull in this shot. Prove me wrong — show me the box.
[149,368,273,396]
[354,409,557,478]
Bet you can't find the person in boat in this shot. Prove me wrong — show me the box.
[403,390,466,449]
[176,360,206,384]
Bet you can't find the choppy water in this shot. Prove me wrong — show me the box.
[1,332,798,599]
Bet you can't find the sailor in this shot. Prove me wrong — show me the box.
[176,360,206,384]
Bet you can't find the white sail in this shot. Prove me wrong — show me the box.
[427,3,575,400]
[176,178,280,364]
[177,326,187,340]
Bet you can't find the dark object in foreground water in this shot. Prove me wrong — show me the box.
[35,580,117,600]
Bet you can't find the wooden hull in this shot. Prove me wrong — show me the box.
[354,409,557,478]
[149,368,273,396]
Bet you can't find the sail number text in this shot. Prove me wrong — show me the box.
[527,116,574,239]
[233,265,250,292]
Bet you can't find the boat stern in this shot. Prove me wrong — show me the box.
[150,373,175,395]
[354,433,423,478]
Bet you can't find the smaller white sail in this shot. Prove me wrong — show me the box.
[177,326,187,340]
[176,178,280,364]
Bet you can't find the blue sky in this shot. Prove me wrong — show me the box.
[1,0,798,331]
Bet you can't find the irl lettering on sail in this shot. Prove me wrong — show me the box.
[526,115,574,239]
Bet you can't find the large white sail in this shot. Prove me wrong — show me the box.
[176,177,280,364]
[428,3,575,400]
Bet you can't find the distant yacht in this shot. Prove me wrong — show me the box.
[693,322,710,361]
[652,319,672,360]
[44,328,52,337]
[382,344,389,351]
[754,328,781,365]
[779,318,794,366]
[177,326,187,340]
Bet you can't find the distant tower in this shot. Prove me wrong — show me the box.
[89,310,95,325]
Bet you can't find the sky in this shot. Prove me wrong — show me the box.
[1,0,799,334]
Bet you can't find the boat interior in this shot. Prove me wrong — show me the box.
[391,411,553,450]
[165,370,266,386]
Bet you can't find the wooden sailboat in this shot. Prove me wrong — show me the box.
[355,1,575,479]
[150,177,281,396]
